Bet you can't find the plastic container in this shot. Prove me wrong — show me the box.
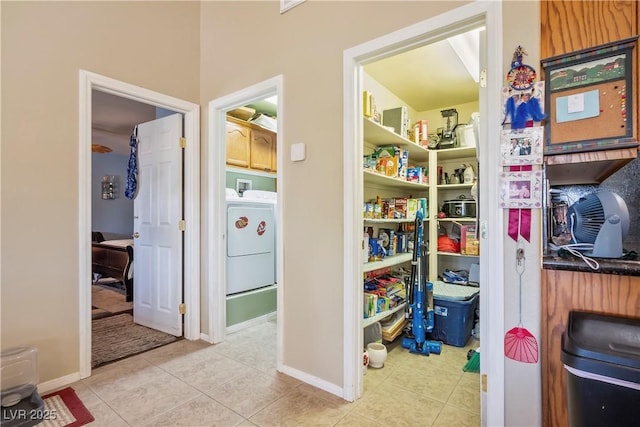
[561,311,640,427]
[429,293,478,347]
[1,347,38,407]
[1,389,44,427]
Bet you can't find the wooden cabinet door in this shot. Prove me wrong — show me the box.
[226,121,251,168]
[541,269,640,427]
[271,134,277,173]
[250,128,275,172]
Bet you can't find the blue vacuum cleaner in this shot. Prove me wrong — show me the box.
[402,209,442,356]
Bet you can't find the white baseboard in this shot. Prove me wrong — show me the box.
[226,311,276,334]
[279,364,344,399]
[200,332,212,342]
[38,372,81,394]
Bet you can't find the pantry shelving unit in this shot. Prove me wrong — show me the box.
[428,146,478,282]
[362,118,430,331]
[361,114,479,335]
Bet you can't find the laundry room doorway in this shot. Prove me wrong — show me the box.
[207,76,284,374]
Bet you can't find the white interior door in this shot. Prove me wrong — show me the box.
[133,113,183,336]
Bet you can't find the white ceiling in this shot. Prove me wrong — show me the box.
[363,33,480,112]
[92,90,156,156]
[92,30,479,155]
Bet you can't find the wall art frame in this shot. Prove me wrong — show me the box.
[541,36,639,155]
[500,127,543,166]
[499,170,543,209]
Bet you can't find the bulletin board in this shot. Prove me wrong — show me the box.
[549,81,627,144]
[541,36,638,155]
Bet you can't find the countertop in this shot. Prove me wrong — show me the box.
[543,250,640,276]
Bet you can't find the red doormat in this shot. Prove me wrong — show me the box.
[40,387,94,427]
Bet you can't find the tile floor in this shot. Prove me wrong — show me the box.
[68,320,480,426]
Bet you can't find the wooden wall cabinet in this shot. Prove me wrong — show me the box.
[540,0,639,185]
[226,116,277,173]
[541,268,640,427]
[250,128,276,172]
[226,120,251,168]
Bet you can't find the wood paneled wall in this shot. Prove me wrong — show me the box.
[541,269,640,427]
[540,0,639,143]
[540,0,637,58]
[539,3,640,426]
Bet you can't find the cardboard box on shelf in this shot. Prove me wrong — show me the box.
[459,224,479,255]
[364,293,378,318]
[407,198,418,221]
[406,167,424,183]
[394,198,407,219]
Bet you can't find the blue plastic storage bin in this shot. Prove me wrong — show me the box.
[430,293,478,347]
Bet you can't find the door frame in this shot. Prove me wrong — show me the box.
[206,76,283,362]
[342,1,504,424]
[78,70,201,378]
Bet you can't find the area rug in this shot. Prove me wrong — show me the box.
[41,387,94,427]
[92,313,179,368]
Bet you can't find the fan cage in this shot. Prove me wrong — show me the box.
[568,195,605,243]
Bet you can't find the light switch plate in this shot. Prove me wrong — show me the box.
[291,143,306,162]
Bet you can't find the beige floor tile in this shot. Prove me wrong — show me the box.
[66,381,129,427]
[350,383,444,426]
[334,413,385,426]
[248,383,353,426]
[140,394,245,426]
[432,404,481,427]
[101,374,201,425]
[205,369,300,418]
[85,400,130,427]
[160,350,248,392]
[75,317,481,427]
[446,379,481,414]
[384,365,461,403]
[85,355,170,401]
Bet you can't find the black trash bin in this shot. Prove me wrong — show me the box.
[561,311,640,427]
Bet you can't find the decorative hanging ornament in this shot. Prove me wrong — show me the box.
[506,46,536,91]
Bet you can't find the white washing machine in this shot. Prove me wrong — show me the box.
[226,189,276,295]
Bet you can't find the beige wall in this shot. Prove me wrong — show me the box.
[502,2,542,425]
[2,1,543,424]
[1,1,200,380]
[200,0,472,389]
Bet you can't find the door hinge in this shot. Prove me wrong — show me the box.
[179,303,186,314]
[481,374,487,392]
[179,220,186,231]
[480,69,487,88]
[179,137,186,148]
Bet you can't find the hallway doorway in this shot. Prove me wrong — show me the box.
[78,70,201,378]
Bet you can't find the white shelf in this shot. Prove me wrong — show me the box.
[363,301,407,328]
[364,170,429,191]
[436,217,476,222]
[364,217,428,224]
[363,118,430,162]
[437,183,473,190]
[437,251,479,258]
[435,146,476,160]
[363,252,413,273]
